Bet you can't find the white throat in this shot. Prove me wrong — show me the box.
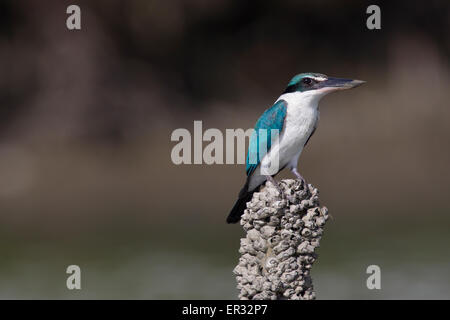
[276,89,328,109]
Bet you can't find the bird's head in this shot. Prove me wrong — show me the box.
[283,73,365,95]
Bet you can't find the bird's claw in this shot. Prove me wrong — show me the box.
[301,178,309,191]
[266,176,284,198]
[291,169,309,191]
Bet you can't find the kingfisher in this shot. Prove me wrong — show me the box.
[227,73,365,224]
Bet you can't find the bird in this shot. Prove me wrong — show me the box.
[227,73,365,224]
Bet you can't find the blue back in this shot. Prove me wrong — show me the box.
[246,100,287,176]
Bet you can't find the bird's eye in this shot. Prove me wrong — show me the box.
[302,78,312,85]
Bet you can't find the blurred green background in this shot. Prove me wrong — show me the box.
[0,0,449,299]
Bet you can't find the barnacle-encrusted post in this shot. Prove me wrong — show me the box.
[233,179,329,300]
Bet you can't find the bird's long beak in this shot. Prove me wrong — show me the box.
[317,77,365,91]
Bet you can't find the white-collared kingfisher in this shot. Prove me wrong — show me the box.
[227,73,365,223]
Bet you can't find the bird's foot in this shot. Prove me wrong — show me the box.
[291,168,309,191]
[301,178,309,191]
[266,175,284,197]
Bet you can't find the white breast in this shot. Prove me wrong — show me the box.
[277,91,319,166]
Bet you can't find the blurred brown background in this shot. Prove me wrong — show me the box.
[0,0,449,299]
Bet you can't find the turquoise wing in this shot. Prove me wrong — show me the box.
[246,100,287,176]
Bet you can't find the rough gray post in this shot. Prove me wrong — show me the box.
[233,179,329,300]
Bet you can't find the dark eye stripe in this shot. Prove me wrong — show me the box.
[282,77,320,94]
[283,84,300,94]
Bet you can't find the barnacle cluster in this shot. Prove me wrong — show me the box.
[233,179,329,300]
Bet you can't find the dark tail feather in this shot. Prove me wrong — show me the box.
[227,192,253,223]
[227,182,255,224]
